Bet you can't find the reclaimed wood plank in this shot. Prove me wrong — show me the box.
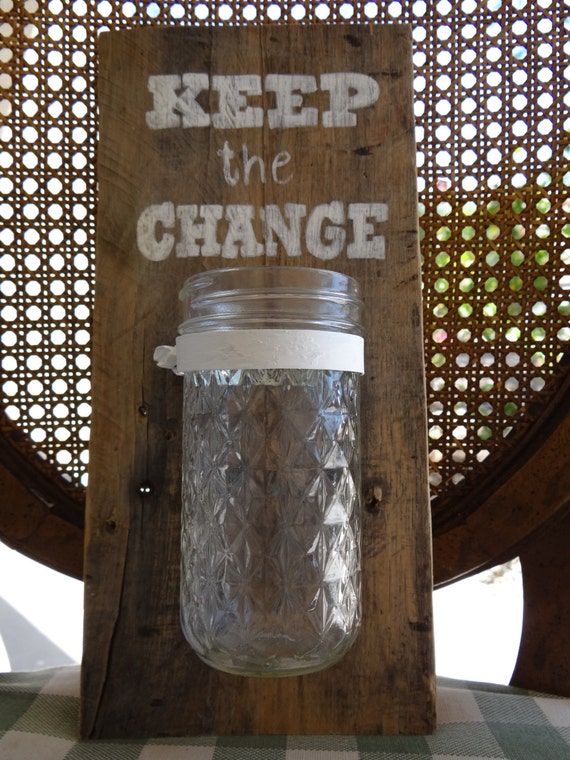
[82,24,435,738]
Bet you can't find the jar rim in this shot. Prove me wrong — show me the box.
[178,266,364,337]
[179,266,361,302]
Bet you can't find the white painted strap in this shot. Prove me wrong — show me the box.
[153,344,178,371]
[173,329,364,373]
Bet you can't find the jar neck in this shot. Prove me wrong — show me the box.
[179,266,363,336]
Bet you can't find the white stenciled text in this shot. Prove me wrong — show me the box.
[146,72,380,130]
[137,201,388,261]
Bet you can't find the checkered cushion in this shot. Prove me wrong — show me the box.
[1,667,570,759]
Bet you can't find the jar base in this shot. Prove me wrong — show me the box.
[193,644,354,678]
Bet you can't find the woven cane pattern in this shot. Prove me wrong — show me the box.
[0,0,568,508]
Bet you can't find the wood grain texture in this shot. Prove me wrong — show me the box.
[432,397,570,587]
[0,461,83,580]
[82,25,435,738]
[511,503,570,697]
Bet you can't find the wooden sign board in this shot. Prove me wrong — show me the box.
[82,24,435,738]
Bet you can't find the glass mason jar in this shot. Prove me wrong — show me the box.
[172,266,364,677]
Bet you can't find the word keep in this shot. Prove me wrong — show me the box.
[146,73,380,130]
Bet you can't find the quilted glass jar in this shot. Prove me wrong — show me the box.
[176,266,364,677]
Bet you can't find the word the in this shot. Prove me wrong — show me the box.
[146,72,380,130]
[137,201,388,261]
[218,141,293,186]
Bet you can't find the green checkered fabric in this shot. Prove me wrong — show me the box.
[1,667,570,759]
